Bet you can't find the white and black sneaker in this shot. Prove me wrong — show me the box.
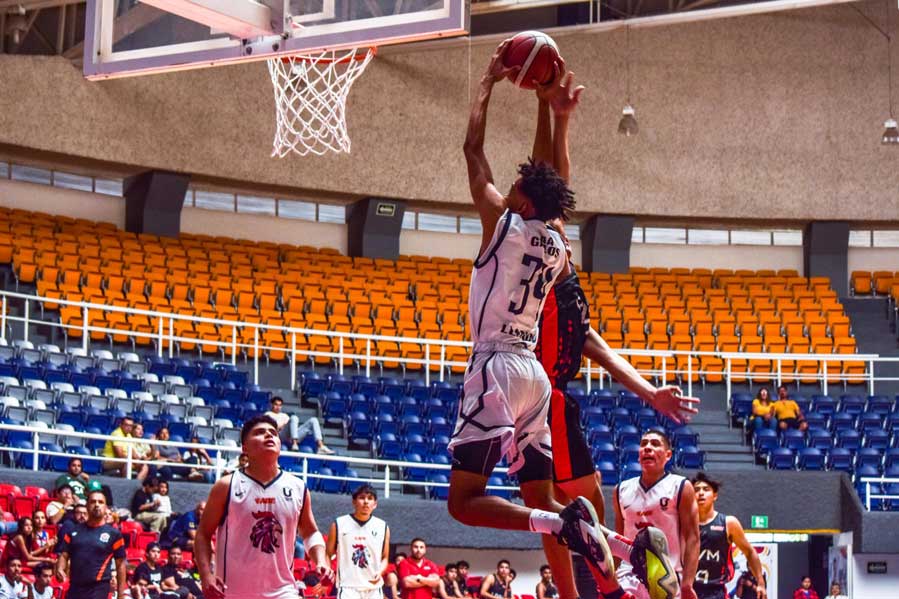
[555,496,615,578]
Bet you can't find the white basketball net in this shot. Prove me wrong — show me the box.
[268,48,375,157]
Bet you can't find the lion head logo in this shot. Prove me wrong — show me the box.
[250,511,283,554]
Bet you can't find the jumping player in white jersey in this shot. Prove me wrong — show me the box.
[614,431,700,599]
[448,39,611,599]
[195,415,332,599]
[326,485,390,599]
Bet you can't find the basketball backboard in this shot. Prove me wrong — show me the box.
[83,0,468,80]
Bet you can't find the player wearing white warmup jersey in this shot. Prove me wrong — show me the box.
[448,38,615,599]
[196,415,332,599]
[327,485,390,599]
[614,431,700,599]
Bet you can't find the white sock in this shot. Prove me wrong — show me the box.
[529,509,563,535]
[605,531,633,561]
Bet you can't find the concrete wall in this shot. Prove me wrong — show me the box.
[0,179,124,227]
[631,243,804,272]
[2,2,899,220]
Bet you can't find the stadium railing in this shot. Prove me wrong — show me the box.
[859,476,899,510]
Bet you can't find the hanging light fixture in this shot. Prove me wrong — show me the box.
[883,0,898,145]
[618,24,638,136]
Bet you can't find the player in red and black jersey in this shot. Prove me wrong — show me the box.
[54,490,126,599]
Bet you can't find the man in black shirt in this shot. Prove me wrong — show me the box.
[161,544,203,599]
[133,543,169,598]
[55,490,126,599]
[131,477,167,532]
[691,473,766,599]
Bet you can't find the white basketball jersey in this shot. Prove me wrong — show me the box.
[335,514,388,590]
[215,469,307,599]
[469,210,565,350]
[617,473,688,575]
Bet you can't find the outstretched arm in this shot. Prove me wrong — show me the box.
[728,516,767,599]
[678,482,700,599]
[583,327,699,423]
[464,39,517,255]
[549,65,583,183]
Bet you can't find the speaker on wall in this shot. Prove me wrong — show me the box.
[581,215,635,273]
[803,221,849,297]
[347,198,407,259]
[124,170,190,238]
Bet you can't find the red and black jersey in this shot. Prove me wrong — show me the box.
[695,512,735,593]
[534,271,590,391]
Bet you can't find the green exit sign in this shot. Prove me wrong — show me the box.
[751,515,769,529]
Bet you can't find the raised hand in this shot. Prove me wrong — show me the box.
[649,386,700,424]
[486,39,520,83]
[549,68,585,117]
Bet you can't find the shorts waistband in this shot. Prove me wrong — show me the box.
[473,342,536,358]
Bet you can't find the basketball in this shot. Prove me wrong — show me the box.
[502,31,561,90]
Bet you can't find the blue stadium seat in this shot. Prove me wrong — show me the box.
[402,453,429,482]
[347,394,369,414]
[317,468,346,494]
[781,429,806,451]
[884,448,899,469]
[616,425,640,447]
[428,417,453,437]
[382,380,406,401]
[792,395,811,415]
[596,461,619,485]
[864,430,890,450]
[376,414,398,436]
[827,448,854,472]
[39,443,64,470]
[753,429,779,458]
[804,411,828,432]
[619,391,643,412]
[730,393,753,423]
[797,448,825,471]
[428,473,450,500]
[866,396,893,416]
[677,446,706,469]
[856,448,882,471]
[330,377,354,397]
[768,447,795,470]
[431,434,451,453]
[609,408,632,428]
[405,434,430,456]
[831,412,856,431]
[671,426,699,450]
[355,377,380,398]
[837,430,862,450]
[433,387,460,404]
[635,408,658,430]
[347,412,372,445]
[587,424,614,446]
[859,413,884,433]
[374,396,395,418]
[581,407,607,429]
[422,398,447,420]
[376,434,402,460]
[322,396,348,426]
[811,395,837,417]
[400,415,425,436]
[487,475,513,500]
[12,440,35,469]
[590,389,617,410]
[620,462,641,480]
[592,442,617,465]
[839,395,866,416]
[619,443,640,465]
[808,429,833,450]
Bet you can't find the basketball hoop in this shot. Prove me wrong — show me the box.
[268,47,376,157]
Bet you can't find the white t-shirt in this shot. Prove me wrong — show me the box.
[265,411,291,431]
[0,576,25,599]
[29,584,54,599]
[153,494,172,516]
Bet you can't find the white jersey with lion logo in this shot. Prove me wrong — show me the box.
[335,514,388,591]
[215,469,307,599]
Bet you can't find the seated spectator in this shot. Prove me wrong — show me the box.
[154,428,185,480]
[57,503,88,539]
[793,576,819,599]
[222,452,248,475]
[438,563,465,599]
[132,575,153,599]
[154,481,173,521]
[182,439,214,483]
[28,562,55,599]
[2,517,53,568]
[103,417,135,477]
[384,552,406,599]
[823,582,848,599]
[161,544,203,599]
[265,396,334,454]
[30,511,55,554]
[132,543,169,599]
[535,564,557,599]
[54,457,90,501]
[479,560,512,599]
[774,386,808,431]
[130,478,168,533]
[456,560,473,597]
[0,557,25,599]
[45,484,77,525]
[132,423,157,482]
[751,387,777,431]
[166,502,205,551]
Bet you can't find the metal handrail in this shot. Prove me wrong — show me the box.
[859,476,899,510]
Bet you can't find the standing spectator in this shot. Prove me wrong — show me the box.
[54,458,90,501]
[326,484,389,599]
[103,416,135,476]
[27,562,55,599]
[182,438,214,483]
[793,576,819,599]
[265,397,334,454]
[823,582,848,599]
[154,481,173,521]
[397,539,440,599]
[479,560,512,599]
[161,544,203,599]
[130,477,167,533]
[154,427,184,480]
[132,543,167,598]
[751,388,777,432]
[0,557,25,599]
[384,553,406,599]
[45,485,76,525]
[166,502,205,551]
[774,386,808,432]
[535,565,557,599]
[437,563,464,599]
[55,490,127,599]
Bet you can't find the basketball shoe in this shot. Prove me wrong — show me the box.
[630,527,678,599]
[556,496,615,578]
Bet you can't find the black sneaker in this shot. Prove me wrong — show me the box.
[555,496,614,578]
[630,527,678,599]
